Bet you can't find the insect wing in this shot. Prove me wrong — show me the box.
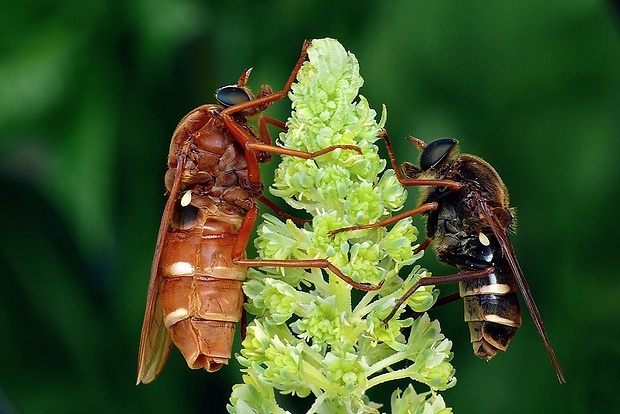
[476,195,566,383]
[137,154,187,384]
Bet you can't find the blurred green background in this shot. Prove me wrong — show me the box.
[1,0,619,413]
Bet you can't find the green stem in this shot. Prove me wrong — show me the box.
[299,359,335,394]
[367,348,408,376]
[367,365,419,389]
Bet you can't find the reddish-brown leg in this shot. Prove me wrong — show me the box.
[258,115,287,146]
[231,204,382,291]
[254,115,312,224]
[220,41,359,226]
[379,129,463,190]
[226,120,362,185]
[218,41,362,185]
[414,238,432,254]
[221,40,311,118]
[383,267,494,325]
[257,194,311,225]
[330,202,439,237]
[217,41,309,183]
[240,307,248,340]
[408,237,461,320]
[410,291,461,319]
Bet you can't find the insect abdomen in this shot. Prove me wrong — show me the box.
[459,263,522,359]
[159,209,246,372]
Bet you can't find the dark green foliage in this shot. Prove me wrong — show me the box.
[1,1,618,412]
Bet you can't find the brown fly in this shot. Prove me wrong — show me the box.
[136,41,374,384]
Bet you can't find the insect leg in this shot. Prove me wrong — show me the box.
[383,267,494,325]
[414,238,432,254]
[432,291,462,308]
[238,257,383,292]
[240,307,248,340]
[379,129,462,190]
[231,204,381,291]
[257,115,287,146]
[256,113,360,173]
[410,292,462,320]
[246,142,362,159]
[221,40,311,118]
[219,40,363,184]
[256,194,311,225]
[224,112,363,184]
[249,117,315,224]
[329,202,439,237]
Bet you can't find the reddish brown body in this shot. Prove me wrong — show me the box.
[136,103,261,384]
[158,105,257,373]
[137,41,370,384]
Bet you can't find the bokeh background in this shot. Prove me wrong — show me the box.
[1,0,619,413]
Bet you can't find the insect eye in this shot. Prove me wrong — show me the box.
[420,138,458,171]
[215,86,252,107]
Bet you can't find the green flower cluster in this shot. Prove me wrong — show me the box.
[228,38,455,414]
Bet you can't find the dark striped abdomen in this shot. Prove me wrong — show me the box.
[459,261,522,359]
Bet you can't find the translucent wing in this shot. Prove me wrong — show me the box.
[136,154,186,384]
[475,193,566,384]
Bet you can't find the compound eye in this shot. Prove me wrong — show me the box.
[215,86,252,107]
[420,138,458,171]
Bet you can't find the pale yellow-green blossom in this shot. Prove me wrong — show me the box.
[229,38,455,414]
[391,384,452,414]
